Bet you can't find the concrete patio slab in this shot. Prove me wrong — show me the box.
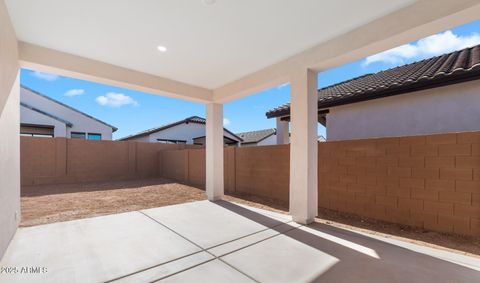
[0,211,201,283]
[1,200,479,283]
[141,200,290,249]
[159,260,254,283]
[208,222,301,257]
[221,219,480,283]
[112,252,214,283]
[221,231,340,283]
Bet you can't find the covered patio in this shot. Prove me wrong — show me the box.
[1,200,479,282]
[2,1,480,282]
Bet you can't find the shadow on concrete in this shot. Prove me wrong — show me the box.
[223,191,480,257]
[214,200,480,283]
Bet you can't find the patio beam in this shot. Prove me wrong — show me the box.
[289,68,318,224]
[212,0,480,103]
[205,103,224,201]
[18,42,213,103]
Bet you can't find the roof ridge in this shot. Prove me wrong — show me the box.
[317,44,480,94]
[267,43,480,118]
[20,85,118,131]
[118,116,243,141]
[237,128,276,135]
[20,101,73,127]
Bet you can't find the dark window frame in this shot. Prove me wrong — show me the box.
[71,132,86,139]
[87,133,102,140]
[20,133,54,138]
[156,138,187,144]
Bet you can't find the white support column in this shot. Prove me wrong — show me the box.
[289,68,318,224]
[205,103,224,201]
[276,117,289,145]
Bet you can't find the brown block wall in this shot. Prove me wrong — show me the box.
[21,137,192,186]
[160,132,479,236]
[319,132,480,236]
[158,147,236,192]
[234,145,290,201]
[22,131,479,236]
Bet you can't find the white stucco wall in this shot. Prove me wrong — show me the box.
[20,87,114,140]
[257,134,277,146]
[240,134,278,147]
[0,0,20,259]
[140,122,239,144]
[327,79,480,141]
[127,135,150,143]
[0,73,20,260]
[20,105,68,137]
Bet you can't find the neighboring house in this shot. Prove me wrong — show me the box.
[266,44,480,141]
[20,86,117,140]
[236,129,277,147]
[235,128,324,146]
[118,116,243,146]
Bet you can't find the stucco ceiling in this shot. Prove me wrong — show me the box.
[6,0,417,89]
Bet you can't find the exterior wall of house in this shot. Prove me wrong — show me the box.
[257,134,277,146]
[20,87,114,140]
[0,0,20,259]
[143,122,239,144]
[241,134,277,147]
[20,105,68,137]
[327,80,480,141]
[0,73,20,260]
[126,135,150,143]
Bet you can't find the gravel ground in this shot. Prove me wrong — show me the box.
[21,179,207,227]
[21,178,479,258]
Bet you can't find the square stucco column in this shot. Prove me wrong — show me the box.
[289,68,318,224]
[206,103,224,201]
[276,117,289,144]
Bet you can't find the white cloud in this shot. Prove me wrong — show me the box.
[32,71,59,81]
[364,30,480,66]
[95,92,139,107]
[223,118,231,126]
[64,89,85,97]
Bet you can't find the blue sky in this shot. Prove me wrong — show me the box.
[20,20,480,140]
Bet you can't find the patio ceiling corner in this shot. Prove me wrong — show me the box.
[17,42,214,104]
[211,0,480,103]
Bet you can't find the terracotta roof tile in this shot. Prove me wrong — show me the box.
[266,44,480,118]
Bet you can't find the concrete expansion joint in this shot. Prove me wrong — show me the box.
[111,210,304,283]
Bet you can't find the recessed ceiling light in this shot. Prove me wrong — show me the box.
[157,45,167,52]
[202,0,216,6]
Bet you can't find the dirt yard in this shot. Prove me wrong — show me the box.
[21,178,479,257]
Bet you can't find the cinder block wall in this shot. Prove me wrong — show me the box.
[161,132,479,236]
[319,132,479,236]
[21,137,195,186]
[158,147,237,192]
[21,132,479,235]
[234,145,289,201]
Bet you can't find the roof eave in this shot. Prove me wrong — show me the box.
[266,68,480,119]
[21,85,118,131]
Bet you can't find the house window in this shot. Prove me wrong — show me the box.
[20,133,53,138]
[157,139,187,144]
[87,133,102,140]
[71,132,86,139]
[20,124,54,138]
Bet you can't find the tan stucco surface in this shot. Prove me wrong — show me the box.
[327,80,480,141]
[0,0,20,259]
